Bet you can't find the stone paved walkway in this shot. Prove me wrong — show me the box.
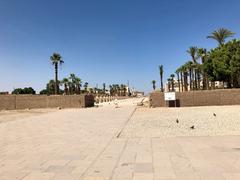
[0,99,240,180]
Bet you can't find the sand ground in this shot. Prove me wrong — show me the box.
[0,109,57,124]
[121,105,240,137]
[0,98,240,180]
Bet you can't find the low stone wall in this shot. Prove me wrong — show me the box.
[0,95,94,110]
[150,89,240,107]
[0,95,16,110]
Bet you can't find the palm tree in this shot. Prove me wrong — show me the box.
[109,85,113,95]
[47,79,55,94]
[187,47,198,63]
[112,84,116,95]
[75,77,82,94]
[61,78,69,95]
[180,63,189,91]
[116,84,120,96]
[175,69,181,92]
[151,80,156,90]
[178,66,184,92]
[167,78,171,92]
[69,73,76,94]
[181,64,189,91]
[84,82,88,92]
[68,81,73,94]
[123,85,127,96]
[198,48,208,90]
[159,65,164,92]
[207,28,235,46]
[185,61,193,91]
[103,83,106,94]
[170,74,175,91]
[50,53,64,94]
[187,47,198,90]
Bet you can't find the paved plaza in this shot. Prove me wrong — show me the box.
[0,98,240,180]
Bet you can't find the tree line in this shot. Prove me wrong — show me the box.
[109,84,128,96]
[11,52,129,96]
[153,28,240,92]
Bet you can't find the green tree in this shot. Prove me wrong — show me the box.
[123,85,127,96]
[47,80,56,94]
[187,47,198,63]
[178,66,184,92]
[167,78,171,92]
[75,77,82,94]
[39,89,49,95]
[61,78,69,95]
[182,64,189,91]
[69,73,76,94]
[109,85,113,95]
[207,28,235,46]
[185,61,193,91]
[103,83,106,94]
[187,47,198,90]
[50,53,64,94]
[198,48,208,90]
[151,80,156,90]
[84,82,88,92]
[12,87,36,94]
[175,69,181,92]
[205,39,240,88]
[170,74,175,91]
[159,65,164,92]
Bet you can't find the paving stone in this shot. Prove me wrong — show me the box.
[44,165,75,173]
[134,163,153,173]
[1,99,240,180]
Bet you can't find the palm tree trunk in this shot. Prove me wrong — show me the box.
[206,76,209,90]
[184,72,188,91]
[197,69,201,90]
[54,63,58,94]
[171,80,174,92]
[202,71,206,90]
[180,72,184,92]
[160,75,163,92]
[194,69,197,90]
[189,69,192,91]
[177,73,180,92]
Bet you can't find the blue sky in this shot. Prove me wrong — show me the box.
[0,0,240,93]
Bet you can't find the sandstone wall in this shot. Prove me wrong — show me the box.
[150,89,240,107]
[0,95,94,110]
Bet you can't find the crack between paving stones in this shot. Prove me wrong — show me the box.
[80,106,137,178]
[116,107,137,138]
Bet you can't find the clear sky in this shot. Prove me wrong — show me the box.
[0,0,240,93]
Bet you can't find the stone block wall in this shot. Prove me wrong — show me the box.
[0,95,16,110]
[150,89,240,107]
[0,95,94,110]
